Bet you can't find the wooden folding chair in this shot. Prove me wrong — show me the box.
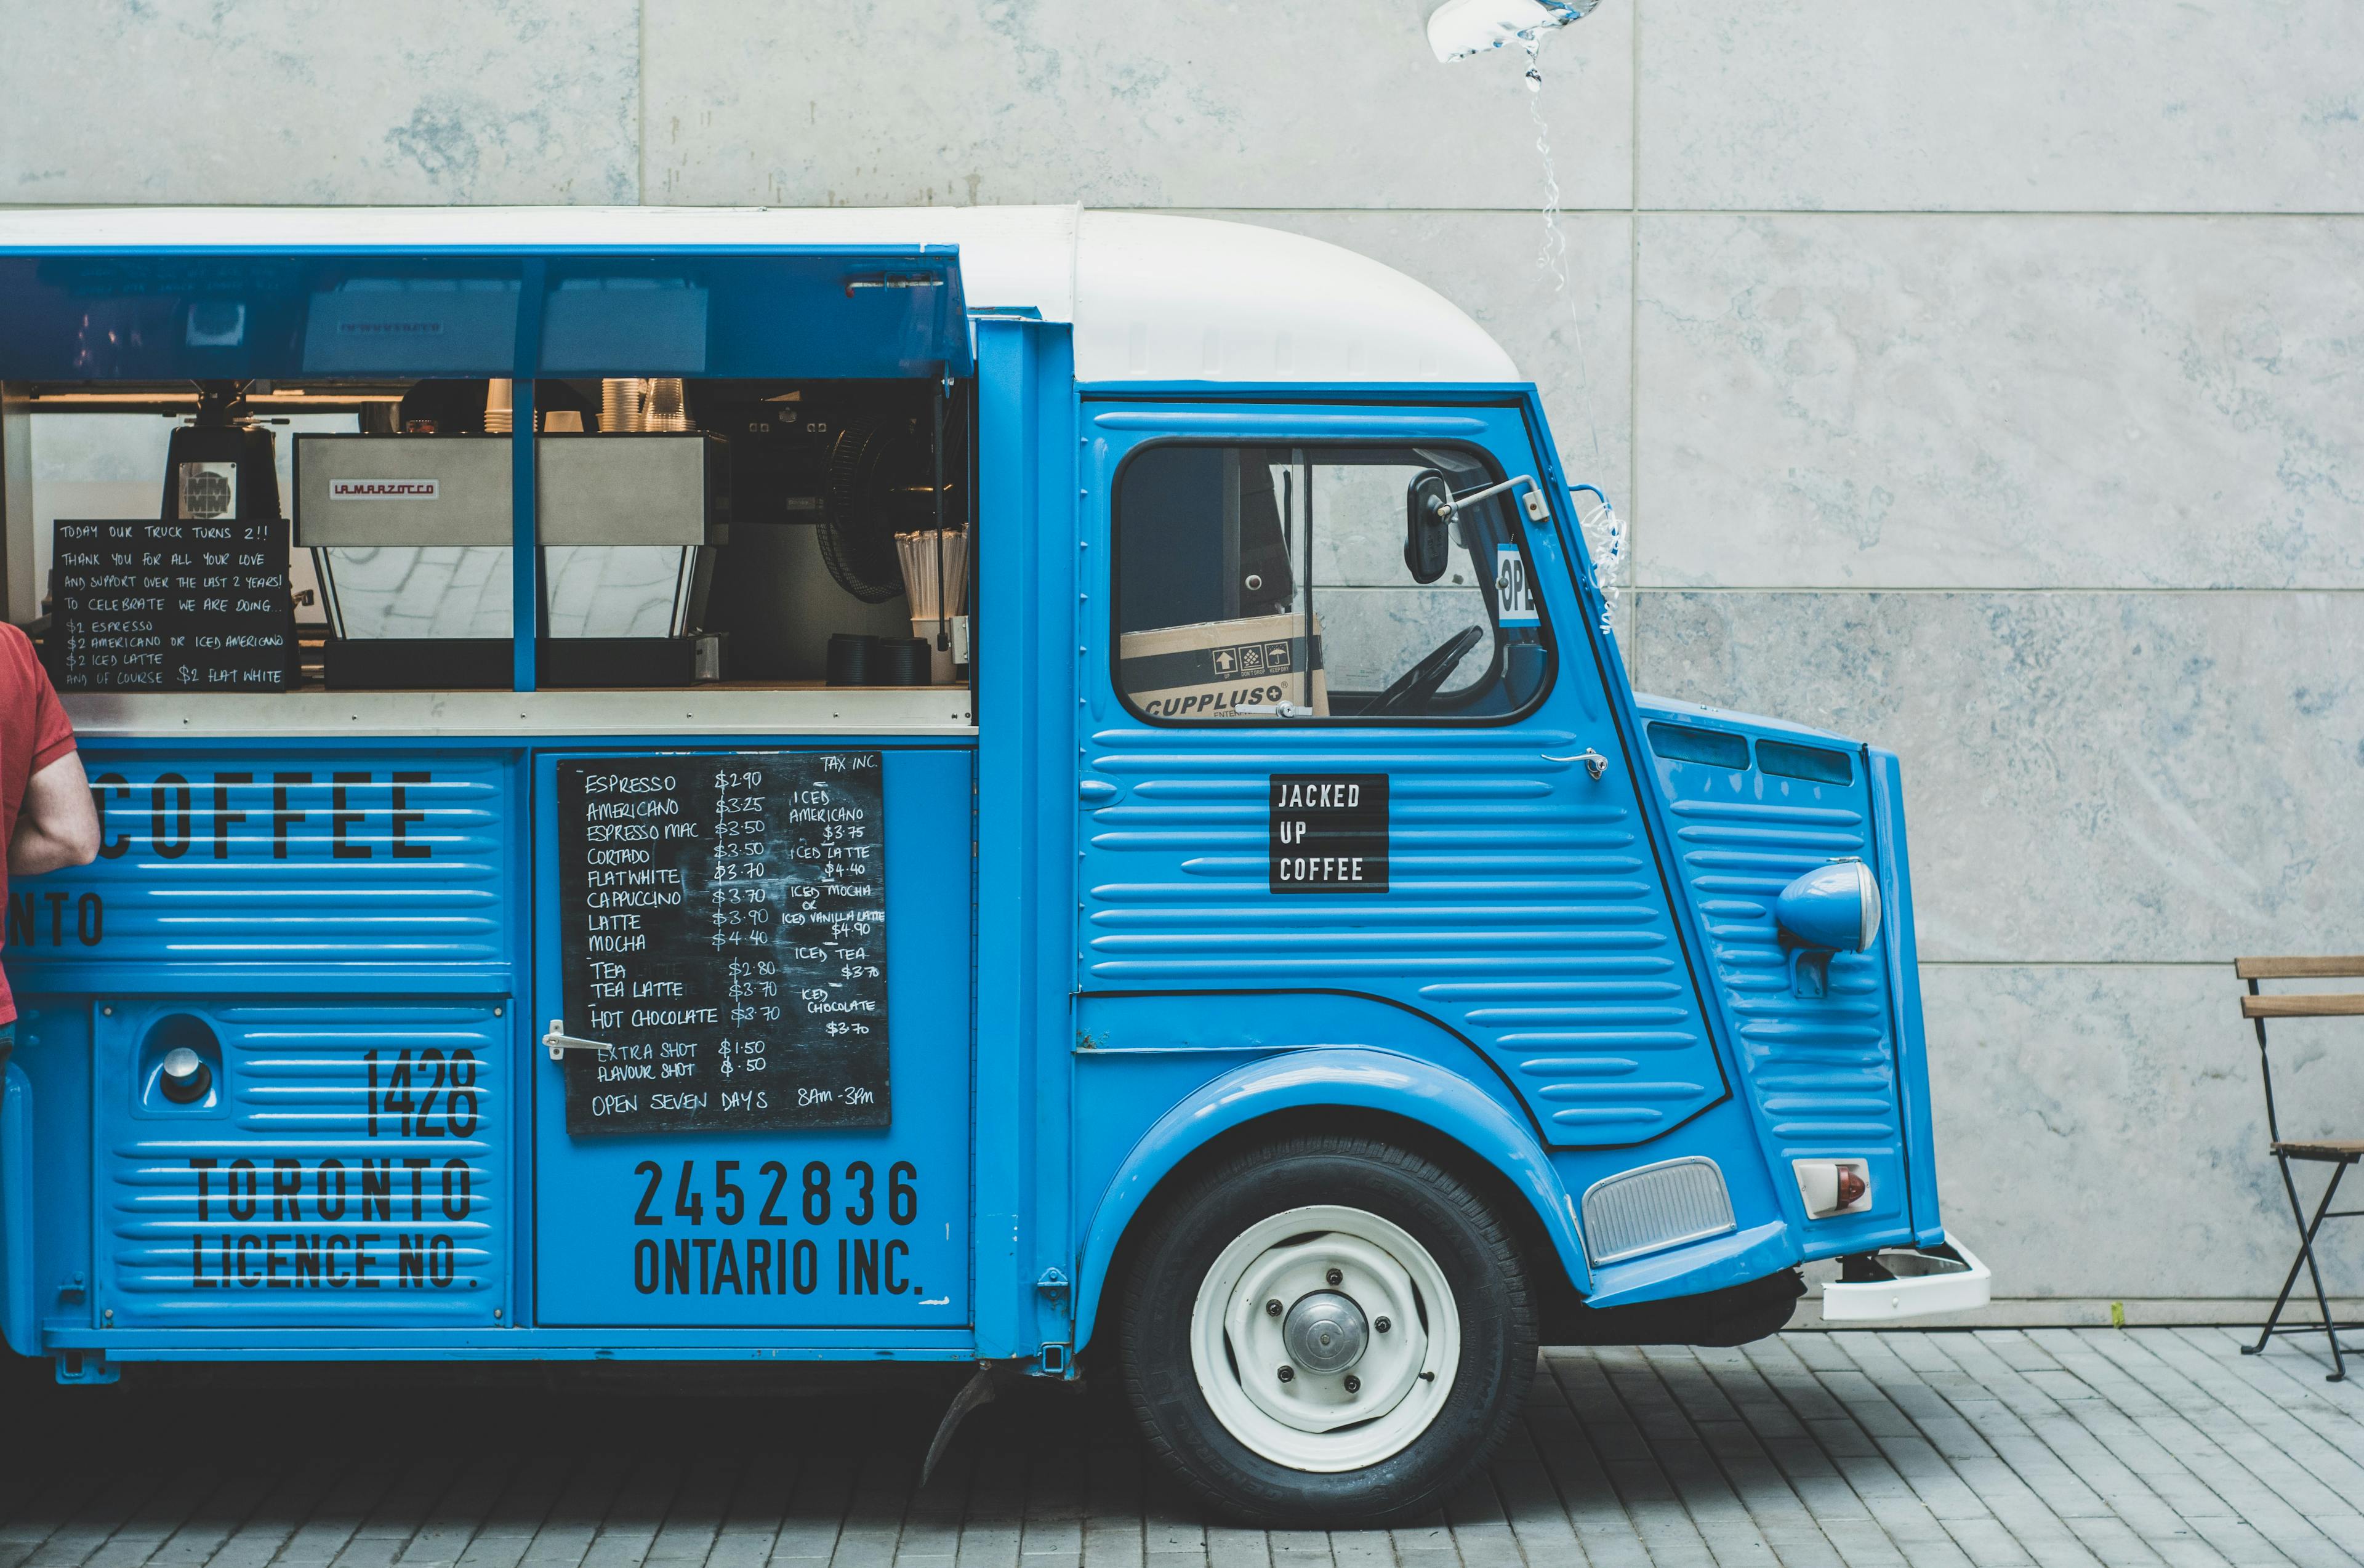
[2237,956,2364,1381]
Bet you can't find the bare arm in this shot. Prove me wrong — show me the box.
[9,751,99,877]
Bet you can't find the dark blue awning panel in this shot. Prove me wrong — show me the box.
[0,247,969,381]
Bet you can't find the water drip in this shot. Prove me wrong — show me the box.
[1430,0,1624,637]
[1520,31,1622,636]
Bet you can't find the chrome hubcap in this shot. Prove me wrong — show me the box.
[1282,1291,1369,1374]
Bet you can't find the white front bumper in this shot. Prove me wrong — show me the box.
[1820,1234,1991,1323]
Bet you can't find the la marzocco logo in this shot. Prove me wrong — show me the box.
[328,479,439,501]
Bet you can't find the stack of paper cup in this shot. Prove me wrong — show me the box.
[600,378,643,432]
[646,379,691,431]
[894,528,970,684]
[595,379,689,433]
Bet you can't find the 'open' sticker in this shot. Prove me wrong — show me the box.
[1495,547,1540,625]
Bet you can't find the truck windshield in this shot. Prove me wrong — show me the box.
[1112,443,1550,722]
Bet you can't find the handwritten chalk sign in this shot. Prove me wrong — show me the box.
[48,518,293,691]
[554,752,891,1135]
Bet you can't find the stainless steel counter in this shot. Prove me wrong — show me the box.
[62,686,977,739]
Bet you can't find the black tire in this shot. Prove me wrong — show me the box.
[1116,1133,1537,1527]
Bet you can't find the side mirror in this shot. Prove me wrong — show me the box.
[1404,470,1453,584]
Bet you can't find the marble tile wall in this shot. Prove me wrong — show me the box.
[1638,2,2364,214]
[1632,214,2364,591]
[638,1,1634,211]
[1924,963,2364,1302]
[6,0,2360,1311]
[0,4,641,205]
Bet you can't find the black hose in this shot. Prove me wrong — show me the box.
[820,422,915,603]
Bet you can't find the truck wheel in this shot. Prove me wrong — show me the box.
[1116,1134,1535,1526]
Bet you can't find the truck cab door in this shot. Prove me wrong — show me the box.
[1075,400,1727,1148]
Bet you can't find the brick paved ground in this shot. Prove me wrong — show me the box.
[1,1329,2357,1568]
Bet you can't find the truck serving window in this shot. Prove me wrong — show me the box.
[2,249,980,700]
[17,379,972,696]
[1112,443,1552,723]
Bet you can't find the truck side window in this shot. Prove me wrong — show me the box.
[1113,443,1552,723]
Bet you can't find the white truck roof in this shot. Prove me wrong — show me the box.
[0,206,1519,387]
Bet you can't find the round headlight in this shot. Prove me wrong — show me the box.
[1852,859,1883,953]
[1774,859,1881,954]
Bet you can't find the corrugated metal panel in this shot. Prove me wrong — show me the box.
[25,750,513,968]
[528,746,976,1330]
[1655,753,1910,1245]
[1079,730,1724,1144]
[1580,1157,1736,1265]
[97,1000,504,1327]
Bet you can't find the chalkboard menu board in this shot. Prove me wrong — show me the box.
[554,752,891,1135]
[48,518,293,691]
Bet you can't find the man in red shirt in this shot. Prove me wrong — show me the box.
[0,624,98,1073]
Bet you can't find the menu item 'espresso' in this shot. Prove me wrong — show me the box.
[49,517,294,691]
[554,751,890,1135]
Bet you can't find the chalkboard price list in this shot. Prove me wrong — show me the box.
[555,752,892,1136]
[48,518,293,691]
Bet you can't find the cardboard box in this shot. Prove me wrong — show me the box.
[1117,611,1327,720]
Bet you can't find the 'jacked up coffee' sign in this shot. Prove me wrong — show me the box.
[1267,773,1388,894]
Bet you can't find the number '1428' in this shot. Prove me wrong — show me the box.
[363,1047,480,1138]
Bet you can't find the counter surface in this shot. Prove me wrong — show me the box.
[62,686,978,738]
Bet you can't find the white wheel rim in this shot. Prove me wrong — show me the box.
[1188,1204,1460,1473]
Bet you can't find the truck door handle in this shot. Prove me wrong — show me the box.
[544,1019,614,1063]
[1544,750,1609,781]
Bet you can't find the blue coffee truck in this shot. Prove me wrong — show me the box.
[0,207,1984,1523]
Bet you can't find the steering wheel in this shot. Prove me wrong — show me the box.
[1364,625,1485,717]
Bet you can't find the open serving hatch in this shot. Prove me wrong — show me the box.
[0,242,973,691]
